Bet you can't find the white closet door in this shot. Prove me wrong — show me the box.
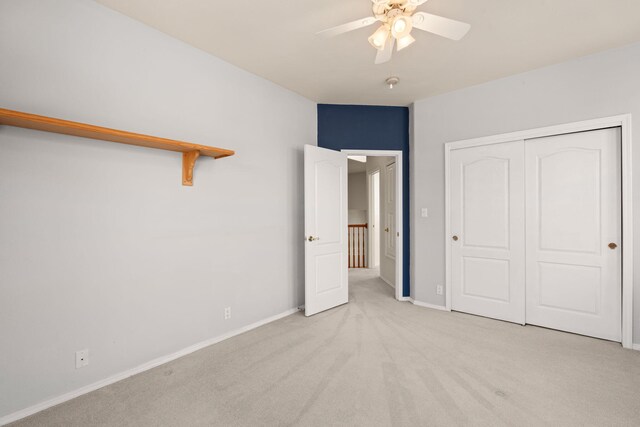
[450,142,526,324]
[525,128,621,341]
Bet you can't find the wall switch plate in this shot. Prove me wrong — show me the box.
[421,208,428,218]
[75,349,89,369]
[436,285,443,295]
[224,307,231,320]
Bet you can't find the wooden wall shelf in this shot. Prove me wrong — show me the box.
[0,108,234,186]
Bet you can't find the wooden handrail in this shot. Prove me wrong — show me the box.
[348,224,368,268]
[0,108,235,186]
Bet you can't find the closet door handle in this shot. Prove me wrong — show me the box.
[384,228,389,232]
[608,242,617,250]
[452,235,459,242]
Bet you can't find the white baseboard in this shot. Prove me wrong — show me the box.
[633,344,640,352]
[410,299,449,312]
[379,275,395,289]
[0,307,302,426]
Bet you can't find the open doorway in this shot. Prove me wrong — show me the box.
[346,150,403,301]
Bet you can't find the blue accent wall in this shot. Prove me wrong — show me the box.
[317,104,410,297]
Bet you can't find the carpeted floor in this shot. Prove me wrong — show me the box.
[11,269,640,426]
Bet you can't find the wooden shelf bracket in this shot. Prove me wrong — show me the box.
[0,108,234,186]
[182,151,200,186]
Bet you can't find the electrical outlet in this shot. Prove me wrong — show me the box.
[224,307,231,320]
[421,208,429,218]
[75,349,89,369]
[436,285,443,296]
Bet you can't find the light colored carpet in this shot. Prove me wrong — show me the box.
[11,269,640,426]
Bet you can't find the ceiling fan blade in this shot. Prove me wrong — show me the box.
[375,37,395,65]
[317,16,377,38]
[412,12,470,41]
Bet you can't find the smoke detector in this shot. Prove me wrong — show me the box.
[385,76,400,89]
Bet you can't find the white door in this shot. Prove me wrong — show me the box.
[304,145,348,316]
[450,141,526,324]
[384,162,396,260]
[525,128,621,341]
[368,170,380,268]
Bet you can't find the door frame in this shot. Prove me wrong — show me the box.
[444,114,633,348]
[343,149,404,301]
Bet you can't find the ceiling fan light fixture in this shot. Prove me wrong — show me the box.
[391,15,413,39]
[316,1,471,65]
[368,25,390,51]
[396,34,416,51]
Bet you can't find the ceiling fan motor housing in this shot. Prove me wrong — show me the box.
[373,0,418,21]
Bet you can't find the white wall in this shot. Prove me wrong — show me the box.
[348,210,367,224]
[411,42,640,344]
[0,0,316,419]
[367,156,396,285]
[348,172,367,212]
[348,172,367,224]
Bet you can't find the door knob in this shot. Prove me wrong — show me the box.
[608,242,617,250]
[452,235,459,241]
[307,236,319,242]
[385,228,389,232]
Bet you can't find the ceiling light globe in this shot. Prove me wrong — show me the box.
[391,16,413,39]
[368,25,390,51]
[396,34,416,51]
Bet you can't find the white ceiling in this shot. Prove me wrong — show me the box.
[96,0,640,106]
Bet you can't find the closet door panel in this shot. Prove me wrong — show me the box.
[450,141,526,324]
[525,128,621,341]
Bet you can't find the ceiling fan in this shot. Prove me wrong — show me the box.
[317,0,470,65]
